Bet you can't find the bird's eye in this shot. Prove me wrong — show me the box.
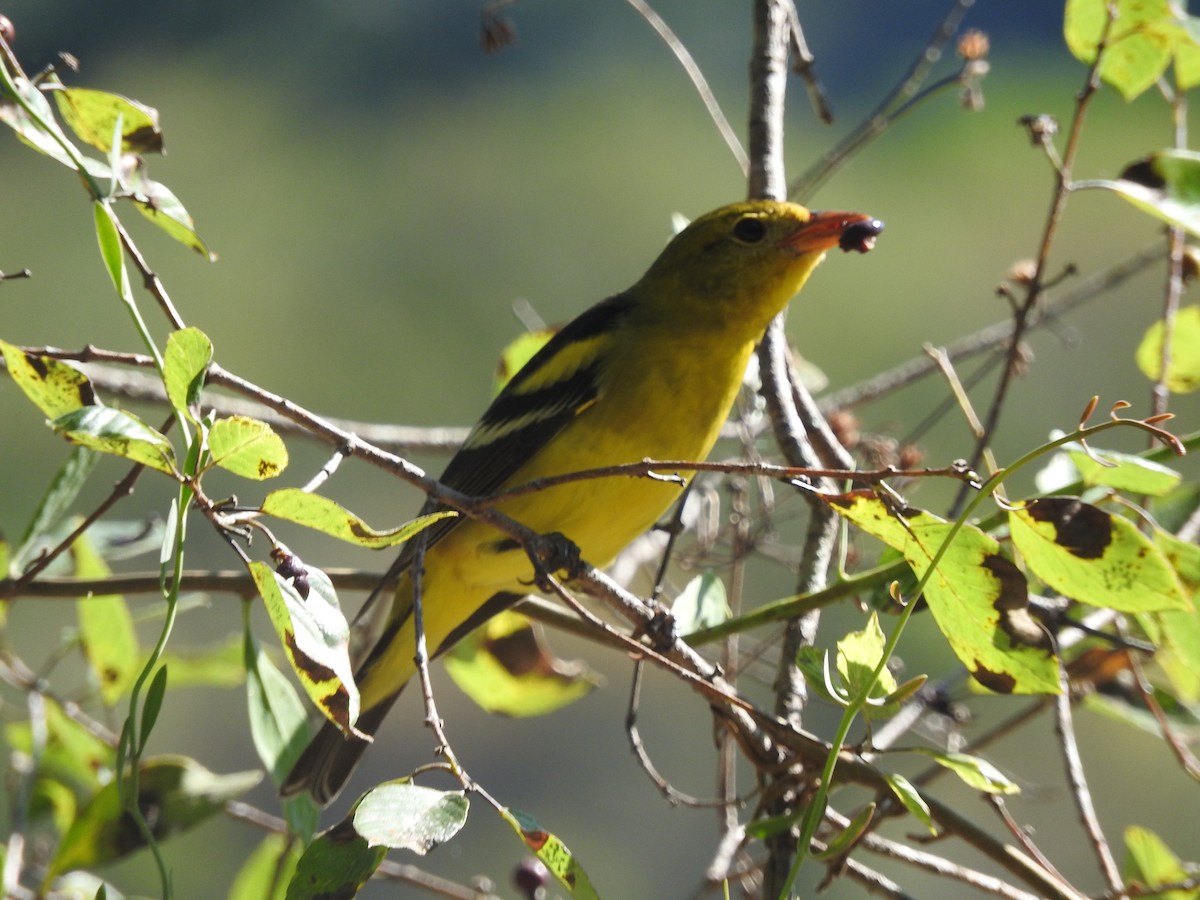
[732,216,767,244]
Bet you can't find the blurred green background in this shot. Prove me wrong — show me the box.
[1,2,1197,897]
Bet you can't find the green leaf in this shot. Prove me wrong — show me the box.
[1174,18,1200,89]
[1010,497,1191,613]
[259,488,455,549]
[163,327,213,421]
[673,573,730,633]
[286,820,386,900]
[1144,528,1200,700]
[229,833,301,900]
[1064,0,1177,100]
[93,201,131,296]
[812,803,876,860]
[1136,304,1200,393]
[124,161,213,258]
[493,327,556,394]
[499,807,602,899]
[152,636,245,689]
[250,561,361,738]
[353,782,469,854]
[13,446,99,574]
[0,339,96,418]
[1077,151,1200,239]
[884,773,935,834]
[207,416,288,479]
[1123,826,1195,900]
[51,86,163,155]
[0,64,98,173]
[1064,443,1182,495]
[51,406,177,475]
[48,755,262,878]
[444,610,602,717]
[4,698,114,793]
[827,493,1059,695]
[243,628,310,787]
[72,534,139,705]
[912,749,1020,794]
[139,665,169,747]
[836,611,897,714]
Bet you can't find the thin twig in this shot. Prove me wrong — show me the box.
[1053,648,1123,891]
[952,4,1114,516]
[820,240,1163,413]
[789,0,976,201]
[622,0,748,175]
[823,807,1042,900]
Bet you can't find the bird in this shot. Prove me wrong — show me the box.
[281,199,882,804]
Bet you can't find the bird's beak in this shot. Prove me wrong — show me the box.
[782,210,884,255]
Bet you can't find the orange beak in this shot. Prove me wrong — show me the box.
[781,210,884,255]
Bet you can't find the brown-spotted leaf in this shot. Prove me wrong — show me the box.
[0,340,95,418]
[260,488,455,549]
[51,85,163,154]
[443,610,602,716]
[48,755,261,878]
[250,561,361,738]
[827,492,1059,695]
[1011,498,1190,613]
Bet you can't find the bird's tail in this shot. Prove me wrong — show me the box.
[279,691,400,806]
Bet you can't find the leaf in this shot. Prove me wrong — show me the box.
[4,698,114,793]
[499,807,602,899]
[229,833,301,900]
[1010,497,1190,613]
[244,627,319,839]
[835,612,897,715]
[51,406,177,476]
[1175,18,1200,89]
[827,492,1059,695]
[1144,528,1200,700]
[0,64,95,171]
[1076,151,1200,239]
[494,327,556,394]
[243,629,310,786]
[1065,443,1182,495]
[250,562,361,738]
[352,782,469,855]
[812,803,876,860]
[912,748,1020,794]
[0,340,96,418]
[1136,304,1200,393]
[163,327,213,421]
[51,86,163,155]
[207,416,288,480]
[48,755,262,878]
[673,573,730,633]
[443,610,602,717]
[93,201,132,296]
[12,445,99,575]
[884,773,935,834]
[260,488,455,549]
[123,161,213,258]
[72,534,139,705]
[1123,826,1195,900]
[1064,0,1178,100]
[285,820,386,900]
[139,665,168,747]
[153,636,245,689]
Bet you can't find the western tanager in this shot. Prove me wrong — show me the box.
[282,199,882,804]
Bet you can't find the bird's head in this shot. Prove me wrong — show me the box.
[639,199,882,334]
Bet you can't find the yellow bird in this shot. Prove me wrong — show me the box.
[282,200,882,804]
